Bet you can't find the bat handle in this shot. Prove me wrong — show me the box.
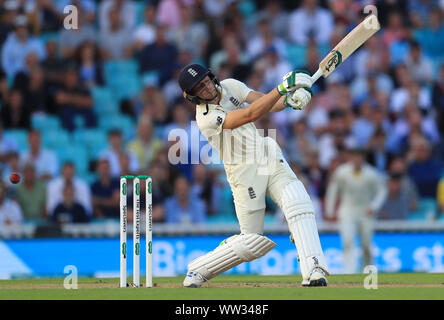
[311,69,323,84]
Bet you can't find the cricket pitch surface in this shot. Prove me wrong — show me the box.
[0,273,443,300]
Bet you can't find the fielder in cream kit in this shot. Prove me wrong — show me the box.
[178,64,329,287]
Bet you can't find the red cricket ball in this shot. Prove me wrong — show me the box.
[9,173,21,184]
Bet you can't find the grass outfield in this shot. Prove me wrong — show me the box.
[0,273,443,300]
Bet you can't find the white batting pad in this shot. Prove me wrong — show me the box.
[281,181,329,280]
[187,234,276,280]
[281,180,315,217]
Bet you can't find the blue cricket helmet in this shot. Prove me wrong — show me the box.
[178,63,219,104]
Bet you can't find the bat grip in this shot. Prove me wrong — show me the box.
[311,69,323,84]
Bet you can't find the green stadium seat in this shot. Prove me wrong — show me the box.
[3,129,28,151]
[31,114,61,131]
[104,59,139,81]
[72,128,108,160]
[98,113,135,142]
[104,60,142,100]
[112,76,142,100]
[91,86,119,114]
[42,128,71,149]
[55,144,89,175]
[408,198,437,221]
[73,128,108,148]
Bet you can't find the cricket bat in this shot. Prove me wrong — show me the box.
[311,14,381,83]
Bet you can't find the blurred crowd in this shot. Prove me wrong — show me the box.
[0,0,444,228]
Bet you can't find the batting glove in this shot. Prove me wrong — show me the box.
[284,87,313,110]
[277,70,312,96]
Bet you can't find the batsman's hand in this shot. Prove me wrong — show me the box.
[284,87,312,110]
[277,70,312,96]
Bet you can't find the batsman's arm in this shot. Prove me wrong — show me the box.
[246,91,286,113]
[222,89,281,130]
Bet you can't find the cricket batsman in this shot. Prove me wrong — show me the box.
[177,63,329,287]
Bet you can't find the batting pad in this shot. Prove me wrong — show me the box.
[187,234,276,280]
[281,181,329,280]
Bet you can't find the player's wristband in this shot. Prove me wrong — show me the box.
[277,83,287,96]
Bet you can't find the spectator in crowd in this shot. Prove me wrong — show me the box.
[98,5,133,60]
[404,41,433,85]
[247,18,287,63]
[288,0,334,46]
[131,4,156,51]
[1,15,45,79]
[99,129,139,178]
[365,128,391,172]
[147,161,168,222]
[353,35,386,80]
[58,12,97,59]
[408,0,436,25]
[46,162,92,217]
[164,176,206,224]
[12,51,40,92]
[57,0,97,27]
[387,156,419,212]
[397,105,439,154]
[0,182,22,226]
[381,11,408,48]
[407,136,442,198]
[256,0,289,40]
[302,149,327,201]
[118,152,137,177]
[20,65,51,114]
[74,41,105,89]
[99,0,136,33]
[413,10,444,61]
[91,158,120,219]
[0,69,8,104]
[26,0,64,34]
[163,101,191,141]
[54,65,96,131]
[41,38,67,89]
[0,89,30,130]
[168,5,209,61]
[136,24,178,85]
[51,182,90,224]
[190,164,222,215]
[378,173,410,220]
[317,109,356,169]
[432,64,444,135]
[0,0,20,48]
[286,119,317,166]
[0,121,18,165]
[162,63,186,107]
[390,69,432,114]
[15,162,46,221]
[201,0,232,19]
[258,46,292,92]
[127,116,163,171]
[325,147,387,274]
[438,177,444,214]
[148,161,173,222]
[351,102,376,148]
[209,33,251,82]
[20,130,58,180]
